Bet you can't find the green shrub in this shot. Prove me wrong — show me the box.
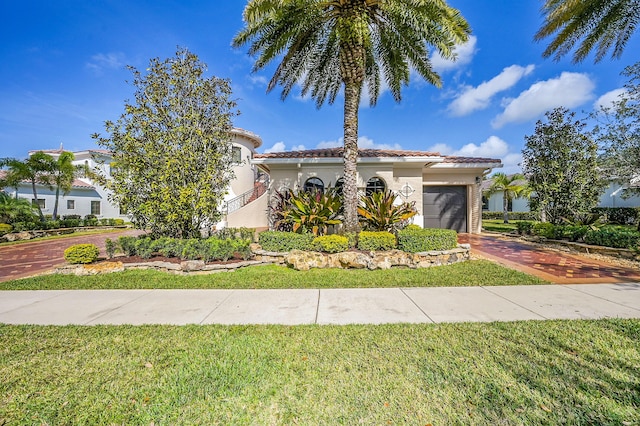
[357,231,397,251]
[134,237,155,259]
[60,218,81,228]
[358,190,416,232]
[593,207,639,225]
[312,235,349,253]
[516,221,535,235]
[64,244,100,264]
[105,238,117,259]
[0,223,12,235]
[154,237,183,258]
[563,225,589,242]
[532,222,558,239]
[397,228,457,253]
[118,236,138,256]
[213,227,256,242]
[482,211,538,221]
[181,239,204,260]
[279,189,342,236]
[113,218,125,226]
[62,214,81,220]
[342,232,357,248]
[233,239,252,260]
[258,231,314,252]
[584,228,640,249]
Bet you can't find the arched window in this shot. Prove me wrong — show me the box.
[303,177,324,193]
[366,177,386,195]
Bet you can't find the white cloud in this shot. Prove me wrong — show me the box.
[492,72,595,128]
[593,88,626,110]
[500,153,523,175]
[86,52,126,74]
[425,143,454,155]
[316,136,402,150]
[264,141,286,153]
[291,144,306,151]
[448,65,535,116]
[453,135,509,158]
[431,36,477,73]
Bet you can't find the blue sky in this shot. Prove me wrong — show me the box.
[2,1,639,174]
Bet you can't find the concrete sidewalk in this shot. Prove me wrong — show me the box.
[1,283,639,325]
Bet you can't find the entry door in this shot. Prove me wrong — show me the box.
[423,186,467,232]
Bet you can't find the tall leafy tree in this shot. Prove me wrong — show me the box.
[233,0,470,232]
[484,173,530,223]
[0,152,55,221]
[92,48,238,238]
[522,107,605,224]
[535,0,640,63]
[591,61,640,198]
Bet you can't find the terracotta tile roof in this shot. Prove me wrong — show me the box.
[0,171,94,189]
[255,147,441,159]
[443,156,502,164]
[255,147,502,164]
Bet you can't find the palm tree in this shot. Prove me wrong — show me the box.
[535,0,640,63]
[50,152,81,220]
[484,173,530,223]
[0,152,55,221]
[0,192,37,224]
[233,0,470,232]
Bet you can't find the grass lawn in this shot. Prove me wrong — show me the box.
[483,219,520,233]
[0,260,546,290]
[1,320,638,424]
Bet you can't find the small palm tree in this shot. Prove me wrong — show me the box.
[484,173,530,223]
[0,153,55,221]
[0,192,37,224]
[535,0,640,63]
[50,152,83,220]
[233,0,470,232]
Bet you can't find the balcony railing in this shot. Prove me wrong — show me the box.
[224,177,269,215]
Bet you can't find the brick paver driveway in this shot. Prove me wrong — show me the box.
[0,229,144,282]
[460,233,640,284]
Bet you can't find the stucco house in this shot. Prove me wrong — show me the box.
[3,128,503,233]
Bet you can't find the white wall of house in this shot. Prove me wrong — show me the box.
[485,193,529,212]
[599,182,640,208]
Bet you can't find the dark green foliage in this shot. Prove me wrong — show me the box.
[358,190,416,232]
[357,231,397,251]
[311,235,349,253]
[258,231,314,252]
[0,223,12,235]
[233,239,252,260]
[0,192,38,224]
[63,244,100,264]
[584,228,640,249]
[180,239,203,260]
[593,207,640,226]
[563,225,589,242]
[213,227,256,242]
[523,107,605,225]
[343,232,357,249]
[531,222,563,239]
[105,238,117,259]
[516,221,535,235]
[118,236,138,256]
[134,237,154,259]
[397,228,458,253]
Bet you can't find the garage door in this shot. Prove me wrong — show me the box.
[423,186,467,232]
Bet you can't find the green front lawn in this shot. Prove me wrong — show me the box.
[1,320,638,424]
[482,219,521,233]
[0,260,546,290]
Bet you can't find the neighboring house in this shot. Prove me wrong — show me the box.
[251,148,502,233]
[482,177,640,213]
[1,128,265,222]
[3,129,504,233]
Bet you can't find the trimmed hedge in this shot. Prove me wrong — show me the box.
[0,223,12,236]
[482,211,537,221]
[397,228,457,253]
[584,228,640,249]
[312,235,349,253]
[593,207,640,225]
[258,231,314,252]
[115,235,252,261]
[357,231,397,251]
[64,244,100,264]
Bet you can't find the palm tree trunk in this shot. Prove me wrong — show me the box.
[30,179,44,221]
[503,195,509,224]
[342,81,361,233]
[53,186,60,220]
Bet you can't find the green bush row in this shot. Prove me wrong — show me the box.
[113,236,252,261]
[259,228,459,254]
[482,211,538,221]
[592,207,640,225]
[517,221,640,248]
[10,218,125,232]
[0,223,12,236]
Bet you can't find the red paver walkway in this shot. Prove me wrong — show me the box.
[459,233,640,284]
[0,229,144,283]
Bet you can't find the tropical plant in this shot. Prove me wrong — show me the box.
[49,152,83,220]
[358,190,416,232]
[281,188,342,236]
[0,191,37,224]
[268,189,293,232]
[483,173,530,223]
[535,0,640,63]
[233,0,470,232]
[91,48,238,238]
[0,152,55,221]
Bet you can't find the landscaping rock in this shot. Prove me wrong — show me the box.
[180,260,206,271]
